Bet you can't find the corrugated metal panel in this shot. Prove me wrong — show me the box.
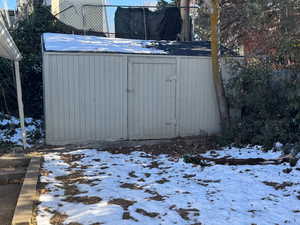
[44,52,223,144]
[177,57,221,136]
[44,53,127,145]
[128,56,177,139]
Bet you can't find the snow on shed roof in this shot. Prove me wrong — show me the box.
[43,33,238,57]
[42,33,167,55]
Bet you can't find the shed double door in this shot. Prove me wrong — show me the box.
[128,57,177,139]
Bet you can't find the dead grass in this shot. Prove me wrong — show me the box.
[50,211,68,225]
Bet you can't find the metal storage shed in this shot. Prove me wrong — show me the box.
[42,33,230,145]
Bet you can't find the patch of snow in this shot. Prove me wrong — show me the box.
[37,148,300,225]
[43,33,167,55]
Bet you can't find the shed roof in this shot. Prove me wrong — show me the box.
[43,33,237,57]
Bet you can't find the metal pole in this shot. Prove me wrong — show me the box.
[14,60,27,149]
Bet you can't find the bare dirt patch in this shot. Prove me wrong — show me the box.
[120,183,143,190]
[135,208,159,218]
[63,196,102,205]
[175,208,200,220]
[144,173,151,177]
[61,154,85,164]
[56,171,85,184]
[56,171,98,186]
[38,181,50,195]
[262,181,296,190]
[108,198,136,210]
[155,178,170,184]
[128,171,138,178]
[63,184,86,196]
[122,212,138,221]
[144,189,167,201]
[146,161,163,169]
[183,174,196,179]
[148,194,166,201]
[101,137,217,157]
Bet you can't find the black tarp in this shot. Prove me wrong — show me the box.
[115,7,182,40]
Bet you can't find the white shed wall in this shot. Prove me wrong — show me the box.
[177,57,221,136]
[43,52,223,145]
[43,53,127,144]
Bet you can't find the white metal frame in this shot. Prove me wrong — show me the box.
[0,19,27,148]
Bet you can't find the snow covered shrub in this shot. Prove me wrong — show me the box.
[0,113,43,147]
[223,60,300,147]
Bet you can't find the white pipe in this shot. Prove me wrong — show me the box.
[14,60,27,149]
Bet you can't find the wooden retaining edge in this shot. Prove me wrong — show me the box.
[11,157,41,225]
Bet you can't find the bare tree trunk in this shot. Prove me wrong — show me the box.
[210,0,230,130]
[180,0,191,41]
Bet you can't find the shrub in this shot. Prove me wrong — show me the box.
[223,59,300,147]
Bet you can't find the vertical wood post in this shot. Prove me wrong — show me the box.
[14,61,27,149]
[210,0,229,130]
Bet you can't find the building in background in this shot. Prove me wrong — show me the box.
[51,0,109,35]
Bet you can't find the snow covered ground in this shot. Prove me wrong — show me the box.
[37,147,300,225]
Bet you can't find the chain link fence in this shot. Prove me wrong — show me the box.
[52,2,109,36]
[51,2,203,39]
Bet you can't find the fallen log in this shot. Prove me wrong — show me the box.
[184,155,294,166]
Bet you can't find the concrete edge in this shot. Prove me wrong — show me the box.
[11,157,41,225]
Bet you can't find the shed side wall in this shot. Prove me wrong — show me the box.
[44,53,127,145]
[177,57,221,136]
